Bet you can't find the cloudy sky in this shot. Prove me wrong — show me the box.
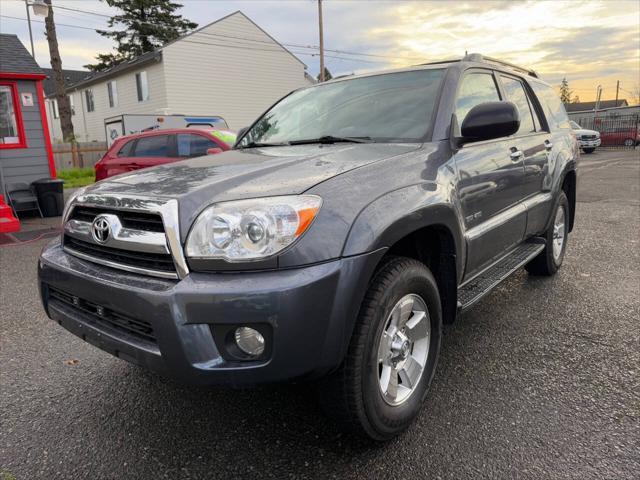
[1,0,639,103]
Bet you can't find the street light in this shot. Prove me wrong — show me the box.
[25,0,50,57]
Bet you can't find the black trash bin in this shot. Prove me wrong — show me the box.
[32,178,65,217]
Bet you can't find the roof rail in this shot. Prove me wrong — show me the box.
[462,53,539,78]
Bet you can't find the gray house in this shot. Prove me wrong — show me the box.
[0,34,56,232]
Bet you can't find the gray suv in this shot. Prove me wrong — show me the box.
[39,54,578,440]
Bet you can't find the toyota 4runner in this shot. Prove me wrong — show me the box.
[39,53,578,440]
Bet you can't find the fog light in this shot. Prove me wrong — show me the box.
[234,327,265,356]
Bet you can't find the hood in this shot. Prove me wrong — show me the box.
[85,143,420,228]
[574,128,599,136]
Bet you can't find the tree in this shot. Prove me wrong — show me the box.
[571,95,580,103]
[44,0,75,143]
[85,0,197,72]
[559,77,572,104]
[316,67,333,82]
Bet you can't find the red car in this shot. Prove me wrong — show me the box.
[95,128,236,181]
[598,126,639,147]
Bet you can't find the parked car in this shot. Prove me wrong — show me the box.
[39,53,578,441]
[598,125,640,147]
[570,120,600,153]
[94,128,236,181]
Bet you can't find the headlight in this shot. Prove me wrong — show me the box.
[185,195,322,261]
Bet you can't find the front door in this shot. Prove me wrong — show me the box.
[453,70,527,278]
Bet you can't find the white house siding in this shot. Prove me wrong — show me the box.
[48,60,169,142]
[162,12,310,130]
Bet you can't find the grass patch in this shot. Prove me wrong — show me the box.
[57,167,95,188]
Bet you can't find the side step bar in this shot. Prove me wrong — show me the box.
[457,239,546,312]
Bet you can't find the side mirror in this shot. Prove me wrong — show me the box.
[460,101,520,143]
[206,147,223,155]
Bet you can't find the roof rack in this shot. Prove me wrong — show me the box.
[462,53,539,78]
[419,53,538,78]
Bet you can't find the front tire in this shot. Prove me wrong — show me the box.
[318,257,442,441]
[526,191,570,276]
[623,138,634,147]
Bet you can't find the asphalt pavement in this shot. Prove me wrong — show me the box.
[1,149,639,479]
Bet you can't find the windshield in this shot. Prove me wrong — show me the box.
[238,69,445,146]
[570,121,582,130]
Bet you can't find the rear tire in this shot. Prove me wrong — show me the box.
[526,191,569,276]
[317,257,442,441]
[623,138,634,147]
[583,148,595,154]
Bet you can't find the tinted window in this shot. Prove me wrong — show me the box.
[500,76,536,134]
[133,135,170,157]
[530,81,570,130]
[117,139,135,157]
[239,69,445,145]
[455,72,501,124]
[177,134,217,157]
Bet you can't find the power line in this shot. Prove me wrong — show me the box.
[1,14,100,31]
[47,2,418,62]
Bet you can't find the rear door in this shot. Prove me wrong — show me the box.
[453,70,527,278]
[497,74,551,201]
[125,133,177,170]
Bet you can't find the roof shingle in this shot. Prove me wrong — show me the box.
[0,34,44,75]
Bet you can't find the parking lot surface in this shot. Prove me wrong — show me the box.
[1,149,639,479]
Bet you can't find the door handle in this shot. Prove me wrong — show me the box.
[544,140,553,151]
[510,149,524,161]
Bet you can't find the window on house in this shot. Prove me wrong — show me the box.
[0,83,25,148]
[136,71,149,102]
[69,95,75,115]
[85,89,95,112]
[52,99,59,119]
[107,81,118,108]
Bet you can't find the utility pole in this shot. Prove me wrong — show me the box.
[615,80,620,104]
[318,0,325,82]
[44,0,75,143]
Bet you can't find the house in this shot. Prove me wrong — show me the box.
[565,99,640,121]
[46,11,314,143]
[564,99,629,114]
[0,34,56,233]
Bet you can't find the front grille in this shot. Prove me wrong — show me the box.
[48,286,157,346]
[64,235,176,273]
[70,206,164,232]
[581,135,596,140]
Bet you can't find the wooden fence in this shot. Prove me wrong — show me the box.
[53,142,108,170]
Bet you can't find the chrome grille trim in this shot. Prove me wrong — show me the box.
[63,193,190,279]
[64,219,170,254]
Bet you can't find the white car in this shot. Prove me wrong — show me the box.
[570,121,601,153]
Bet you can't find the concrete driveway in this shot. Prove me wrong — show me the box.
[1,149,638,479]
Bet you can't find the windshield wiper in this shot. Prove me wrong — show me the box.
[237,141,288,149]
[288,135,373,145]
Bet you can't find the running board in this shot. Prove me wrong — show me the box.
[457,239,546,312]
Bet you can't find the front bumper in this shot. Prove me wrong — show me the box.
[39,240,384,386]
[578,138,601,148]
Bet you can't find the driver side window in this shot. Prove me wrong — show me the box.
[455,72,501,125]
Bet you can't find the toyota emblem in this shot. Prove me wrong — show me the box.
[91,215,111,244]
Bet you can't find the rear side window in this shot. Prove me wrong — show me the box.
[133,135,170,157]
[500,75,536,134]
[455,72,501,124]
[530,81,570,130]
[117,139,135,157]
[177,134,218,157]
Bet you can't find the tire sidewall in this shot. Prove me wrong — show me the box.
[361,262,442,438]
